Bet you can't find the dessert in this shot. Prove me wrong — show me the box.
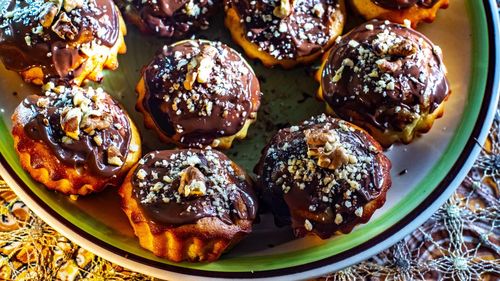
[255,115,391,239]
[0,0,127,85]
[115,0,219,38]
[224,0,346,68]
[318,20,450,146]
[11,83,141,195]
[119,149,258,262]
[349,0,449,27]
[136,39,261,149]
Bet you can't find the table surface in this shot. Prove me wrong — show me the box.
[0,9,499,281]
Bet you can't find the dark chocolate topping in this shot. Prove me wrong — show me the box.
[131,149,257,226]
[255,114,391,238]
[142,40,261,148]
[0,0,120,82]
[19,84,132,177]
[321,20,449,132]
[225,0,342,59]
[372,0,439,10]
[116,0,218,38]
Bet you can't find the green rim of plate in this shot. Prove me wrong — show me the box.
[0,0,489,272]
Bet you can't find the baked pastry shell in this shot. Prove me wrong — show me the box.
[224,0,346,68]
[118,162,255,262]
[18,9,127,86]
[11,105,141,196]
[255,119,392,238]
[135,40,260,149]
[315,47,450,147]
[349,0,449,28]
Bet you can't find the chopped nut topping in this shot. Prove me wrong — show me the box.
[73,90,91,108]
[107,145,123,166]
[36,98,50,108]
[137,169,147,180]
[334,213,343,224]
[183,65,197,91]
[355,207,363,217]
[304,129,357,170]
[51,12,78,40]
[183,45,217,90]
[40,2,60,28]
[80,110,112,134]
[53,85,66,94]
[61,136,73,144]
[304,219,313,231]
[93,135,103,146]
[178,166,207,197]
[184,0,201,16]
[196,56,215,83]
[60,107,82,140]
[376,59,401,73]
[63,0,83,12]
[273,0,293,19]
[163,175,173,183]
[312,3,324,18]
[385,40,417,57]
[42,82,55,92]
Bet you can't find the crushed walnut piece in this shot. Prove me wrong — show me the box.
[304,128,357,170]
[60,107,82,140]
[51,12,78,40]
[273,0,293,19]
[107,145,124,166]
[40,2,60,28]
[35,85,129,169]
[183,45,217,90]
[178,166,207,197]
[385,39,418,57]
[63,0,84,12]
[80,110,112,134]
[132,150,256,224]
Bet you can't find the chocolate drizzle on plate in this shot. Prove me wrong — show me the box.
[131,149,257,226]
[255,115,391,239]
[225,0,342,59]
[321,20,449,132]
[18,84,132,178]
[141,40,261,148]
[0,0,120,81]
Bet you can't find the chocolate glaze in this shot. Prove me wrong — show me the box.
[141,40,261,148]
[321,20,449,133]
[18,85,131,178]
[225,0,342,59]
[116,0,219,38]
[0,0,120,82]
[131,149,257,226]
[372,0,439,10]
[255,115,391,239]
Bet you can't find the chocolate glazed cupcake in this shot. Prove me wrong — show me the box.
[255,115,391,239]
[350,0,449,27]
[115,0,219,38]
[11,83,142,195]
[0,0,127,85]
[318,20,450,147]
[119,149,258,262]
[136,39,261,149]
[224,0,346,68]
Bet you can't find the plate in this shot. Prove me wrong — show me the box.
[0,0,499,279]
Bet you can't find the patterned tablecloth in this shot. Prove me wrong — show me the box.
[0,21,499,281]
